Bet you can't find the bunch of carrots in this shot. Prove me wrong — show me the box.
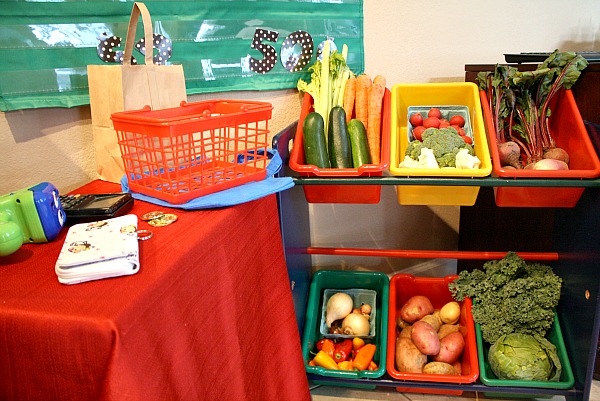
[343,73,386,164]
[296,43,386,166]
[308,337,378,371]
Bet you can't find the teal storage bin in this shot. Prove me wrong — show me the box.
[476,311,575,397]
[302,269,389,387]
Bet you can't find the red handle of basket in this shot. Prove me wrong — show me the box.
[122,2,154,66]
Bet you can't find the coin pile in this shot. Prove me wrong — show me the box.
[140,211,178,227]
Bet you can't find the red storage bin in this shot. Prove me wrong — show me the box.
[386,274,479,396]
[481,89,600,207]
[289,90,391,204]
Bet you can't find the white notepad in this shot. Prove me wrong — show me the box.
[55,214,140,284]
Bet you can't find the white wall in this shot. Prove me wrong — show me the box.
[1,0,598,271]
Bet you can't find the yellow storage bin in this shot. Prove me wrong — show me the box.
[389,82,492,206]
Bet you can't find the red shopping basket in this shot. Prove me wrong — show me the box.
[111,100,273,204]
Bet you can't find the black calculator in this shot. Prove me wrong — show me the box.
[59,193,134,224]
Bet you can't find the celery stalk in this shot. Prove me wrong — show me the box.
[320,41,330,136]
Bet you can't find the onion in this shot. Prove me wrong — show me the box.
[325,292,353,328]
[341,313,370,336]
[533,159,569,171]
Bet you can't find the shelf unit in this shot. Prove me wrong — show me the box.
[273,120,600,401]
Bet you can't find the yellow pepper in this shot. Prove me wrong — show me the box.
[313,350,339,370]
[352,337,365,351]
[338,361,355,371]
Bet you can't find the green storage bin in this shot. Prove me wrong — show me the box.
[476,311,575,397]
[302,270,389,387]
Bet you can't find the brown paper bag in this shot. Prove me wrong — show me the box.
[87,2,187,183]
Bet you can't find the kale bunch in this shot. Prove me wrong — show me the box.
[449,252,562,344]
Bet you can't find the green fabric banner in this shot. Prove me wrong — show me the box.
[0,0,364,111]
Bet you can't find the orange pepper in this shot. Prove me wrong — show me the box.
[338,361,354,371]
[319,339,335,358]
[368,360,378,371]
[352,337,365,351]
[352,343,376,371]
[308,359,316,367]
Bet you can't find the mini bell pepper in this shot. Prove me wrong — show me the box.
[333,339,353,363]
[368,360,378,371]
[352,343,376,371]
[320,339,335,358]
[313,350,339,370]
[352,337,365,351]
[338,361,355,371]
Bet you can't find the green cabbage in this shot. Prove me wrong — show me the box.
[488,333,562,381]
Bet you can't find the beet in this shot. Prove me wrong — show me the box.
[543,147,569,165]
[497,141,521,169]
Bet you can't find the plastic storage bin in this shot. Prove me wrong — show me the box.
[386,274,479,395]
[476,312,574,396]
[320,289,377,339]
[289,90,391,204]
[389,82,492,206]
[302,270,389,386]
[111,99,272,204]
[481,89,600,208]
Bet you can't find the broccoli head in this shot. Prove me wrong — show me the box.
[405,140,424,160]
[404,127,475,167]
[422,128,471,158]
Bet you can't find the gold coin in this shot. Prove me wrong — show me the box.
[147,214,178,227]
[141,211,164,221]
[160,213,178,222]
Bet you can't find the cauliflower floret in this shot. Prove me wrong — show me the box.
[455,148,481,169]
[399,147,439,169]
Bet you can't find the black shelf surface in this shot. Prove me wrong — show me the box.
[307,374,582,397]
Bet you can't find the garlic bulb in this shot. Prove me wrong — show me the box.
[325,292,353,327]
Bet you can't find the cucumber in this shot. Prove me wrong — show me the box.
[303,112,330,168]
[328,106,352,168]
[347,119,372,167]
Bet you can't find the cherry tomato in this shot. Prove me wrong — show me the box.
[412,125,426,141]
[423,117,440,129]
[449,115,465,127]
[428,107,442,119]
[461,135,473,145]
[409,113,423,127]
[450,125,465,136]
[439,119,450,128]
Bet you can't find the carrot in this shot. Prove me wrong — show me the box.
[355,74,372,133]
[373,75,386,88]
[343,77,356,124]
[367,81,385,164]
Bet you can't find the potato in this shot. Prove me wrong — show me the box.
[432,331,465,364]
[396,315,410,330]
[398,325,413,339]
[400,295,434,323]
[395,337,427,373]
[439,301,461,324]
[419,314,441,332]
[438,323,460,339]
[423,361,456,375]
[453,361,462,376]
[411,320,440,355]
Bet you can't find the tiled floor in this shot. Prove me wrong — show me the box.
[310,379,600,401]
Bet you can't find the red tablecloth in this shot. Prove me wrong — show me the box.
[0,180,310,401]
